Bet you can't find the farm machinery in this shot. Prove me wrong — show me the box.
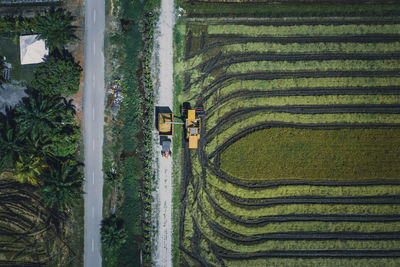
[156,104,205,158]
[181,105,206,149]
[156,107,175,159]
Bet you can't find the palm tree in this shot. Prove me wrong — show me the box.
[15,154,47,185]
[62,97,76,116]
[0,107,24,168]
[101,214,128,250]
[40,159,83,212]
[35,8,76,52]
[15,89,64,140]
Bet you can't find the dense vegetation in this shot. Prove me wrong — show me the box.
[0,8,82,266]
[177,1,400,266]
[102,0,158,266]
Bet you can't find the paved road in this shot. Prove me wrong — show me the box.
[83,0,105,266]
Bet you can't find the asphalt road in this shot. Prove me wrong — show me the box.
[82,0,105,266]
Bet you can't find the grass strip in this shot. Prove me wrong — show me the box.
[206,94,400,119]
[183,3,400,18]
[226,59,400,73]
[205,112,400,142]
[208,186,400,218]
[222,257,400,267]
[221,42,400,55]
[213,77,400,99]
[205,170,400,200]
[196,189,400,253]
[195,194,400,236]
[207,24,400,37]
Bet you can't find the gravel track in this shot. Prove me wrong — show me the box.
[151,1,175,266]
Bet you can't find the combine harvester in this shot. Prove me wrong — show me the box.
[181,105,205,149]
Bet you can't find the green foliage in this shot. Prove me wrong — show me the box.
[15,154,47,185]
[223,258,400,267]
[30,52,82,96]
[35,8,76,52]
[15,89,64,139]
[208,24,400,37]
[40,159,83,212]
[101,214,128,250]
[0,16,36,35]
[50,125,80,157]
[221,42,400,55]
[183,3,400,17]
[0,107,24,168]
[226,59,400,73]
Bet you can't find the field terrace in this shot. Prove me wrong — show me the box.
[177,1,400,266]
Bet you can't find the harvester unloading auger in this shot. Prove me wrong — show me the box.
[156,104,205,159]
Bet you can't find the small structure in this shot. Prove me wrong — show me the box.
[2,57,11,81]
[19,35,48,65]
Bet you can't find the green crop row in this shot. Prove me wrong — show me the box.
[226,59,400,74]
[208,24,400,37]
[205,110,400,139]
[205,169,400,200]
[193,190,400,253]
[219,127,400,181]
[207,186,400,218]
[223,258,400,267]
[183,3,400,18]
[205,94,400,117]
[207,77,400,103]
[183,42,400,71]
[220,42,400,55]
[195,187,400,236]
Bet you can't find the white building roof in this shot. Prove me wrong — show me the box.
[19,35,49,65]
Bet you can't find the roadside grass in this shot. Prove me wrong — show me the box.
[66,132,85,267]
[102,0,159,266]
[172,18,185,267]
[0,36,37,83]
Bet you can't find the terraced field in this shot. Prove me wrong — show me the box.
[177,3,400,266]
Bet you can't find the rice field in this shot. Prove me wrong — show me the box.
[176,1,400,266]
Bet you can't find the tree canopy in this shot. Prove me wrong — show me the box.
[30,53,82,96]
[101,214,128,250]
[35,8,76,52]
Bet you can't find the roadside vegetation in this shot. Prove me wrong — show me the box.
[176,0,400,266]
[102,0,159,266]
[0,8,83,266]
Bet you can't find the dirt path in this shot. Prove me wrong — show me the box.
[151,0,175,266]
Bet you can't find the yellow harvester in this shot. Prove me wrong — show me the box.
[184,108,205,149]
